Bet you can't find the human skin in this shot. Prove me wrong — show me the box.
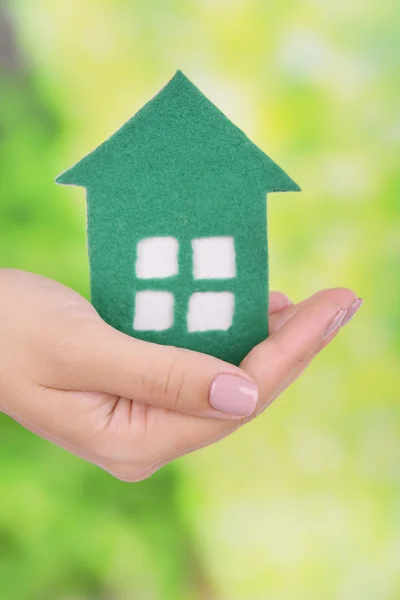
[0,269,362,481]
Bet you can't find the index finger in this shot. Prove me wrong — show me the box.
[241,289,357,414]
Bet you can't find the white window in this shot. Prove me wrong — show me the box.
[133,236,236,333]
[192,236,236,279]
[134,291,174,331]
[136,237,179,279]
[187,292,234,332]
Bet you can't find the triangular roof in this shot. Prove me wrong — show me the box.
[56,70,300,194]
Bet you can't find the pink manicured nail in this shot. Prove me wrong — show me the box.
[323,309,347,339]
[209,374,259,417]
[340,298,364,327]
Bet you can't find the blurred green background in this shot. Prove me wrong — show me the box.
[0,1,399,598]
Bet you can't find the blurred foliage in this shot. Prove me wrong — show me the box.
[0,0,399,598]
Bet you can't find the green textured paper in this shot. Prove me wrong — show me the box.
[57,71,300,365]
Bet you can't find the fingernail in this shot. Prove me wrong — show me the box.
[340,298,364,327]
[323,309,347,339]
[209,374,259,417]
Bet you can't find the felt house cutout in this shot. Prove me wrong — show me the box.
[57,71,300,365]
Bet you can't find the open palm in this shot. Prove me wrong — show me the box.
[0,269,359,480]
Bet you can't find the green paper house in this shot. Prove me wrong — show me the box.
[57,71,300,365]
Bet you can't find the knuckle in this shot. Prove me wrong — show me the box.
[270,335,307,369]
[39,323,101,386]
[269,335,294,363]
[108,463,158,483]
[41,334,86,383]
[143,348,187,411]
[110,470,143,483]
[100,443,160,484]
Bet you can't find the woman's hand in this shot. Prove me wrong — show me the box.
[0,269,362,481]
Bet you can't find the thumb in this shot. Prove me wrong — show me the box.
[62,324,259,420]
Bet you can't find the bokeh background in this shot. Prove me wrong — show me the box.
[0,1,399,598]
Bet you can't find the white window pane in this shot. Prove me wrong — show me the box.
[134,291,174,331]
[136,237,179,279]
[187,292,234,332]
[192,237,236,279]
